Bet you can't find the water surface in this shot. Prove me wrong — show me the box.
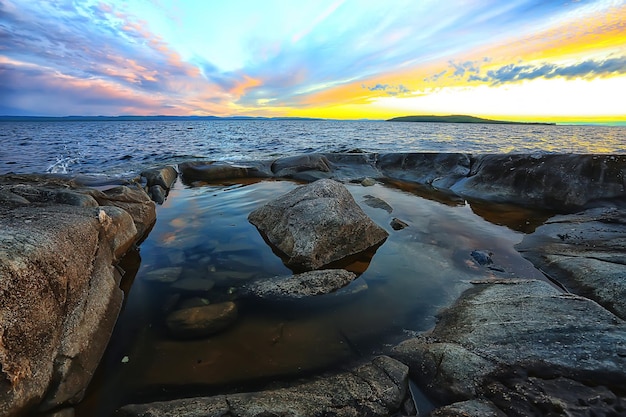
[77,177,550,416]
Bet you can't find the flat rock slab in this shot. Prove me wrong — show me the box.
[516,207,626,319]
[391,279,626,415]
[242,269,357,300]
[117,355,409,417]
[248,179,388,271]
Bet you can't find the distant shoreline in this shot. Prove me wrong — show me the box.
[387,115,556,125]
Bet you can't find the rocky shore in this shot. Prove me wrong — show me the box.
[0,153,624,416]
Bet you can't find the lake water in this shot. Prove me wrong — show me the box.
[75,177,552,416]
[1,120,621,415]
[1,120,624,177]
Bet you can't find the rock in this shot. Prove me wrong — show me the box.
[95,184,156,239]
[516,207,626,319]
[148,185,166,204]
[450,154,626,210]
[363,194,393,213]
[390,217,409,230]
[430,399,506,417]
[179,161,271,182]
[142,267,182,283]
[242,269,357,300]
[116,356,408,417]
[271,154,331,180]
[165,302,238,339]
[177,297,210,310]
[361,177,376,186]
[141,166,177,191]
[248,179,388,270]
[170,277,215,293]
[391,279,626,414]
[470,249,493,266]
[0,175,150,416]
[377,153,471,189]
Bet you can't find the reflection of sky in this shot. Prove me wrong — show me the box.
[0,0,624,121]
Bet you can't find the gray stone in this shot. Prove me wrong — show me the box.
[450,154,626,210]
[470,249,493,266]
[148,185,166,204]
[361,177,376,186]
[391,279,626,410]
[271,154,332,179]
[242,269,357,300]
[377,153,471,189]
[248,179,388,270]
[165,302,238,339]
[117,356,408,417]
[390,217,409,230]
[141,166,178,191]
[179,161,271,182]
[516,207,626,319]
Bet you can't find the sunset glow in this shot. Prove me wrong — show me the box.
[1,0,624,123]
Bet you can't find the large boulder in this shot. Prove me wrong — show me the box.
[242,269,357,300]
[391,279,626,415]
[248,179,388,270]
[450,154,626,210]
[516,207,626,319]
[0,175,154,416]
[117,355,409,417]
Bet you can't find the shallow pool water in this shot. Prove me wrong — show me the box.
[76,178,551,416]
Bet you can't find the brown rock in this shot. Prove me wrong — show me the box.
[248,179,388,271]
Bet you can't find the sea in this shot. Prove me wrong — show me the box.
[1,119,625,177]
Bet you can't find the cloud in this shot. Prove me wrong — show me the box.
[478,56,626,84]
[362,83,411,96]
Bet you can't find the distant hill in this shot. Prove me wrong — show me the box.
[387,115,556,125]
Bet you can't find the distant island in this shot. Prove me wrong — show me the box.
[387,115,556,125]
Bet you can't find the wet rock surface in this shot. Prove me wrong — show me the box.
[517,207,626,319]
[0,174,155,416]
[180,153,626,210]
[242,269,357,300]
[248,179,388,271]
[116,355,409,417]
[3,153,626,416]
[391,279,626,416]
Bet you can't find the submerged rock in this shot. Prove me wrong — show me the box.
[117,355,409,417]
[363,194,393,213]
[248,179,388,271]
[391,279,626,415]
[470,249,493,266]
[165,302,238,339]
[142,267,182,283]
[390,217,409,230]
[242,269,357,300]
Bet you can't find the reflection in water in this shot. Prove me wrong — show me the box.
[77,179,548,416]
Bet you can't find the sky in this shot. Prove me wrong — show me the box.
[1,0,625,122]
